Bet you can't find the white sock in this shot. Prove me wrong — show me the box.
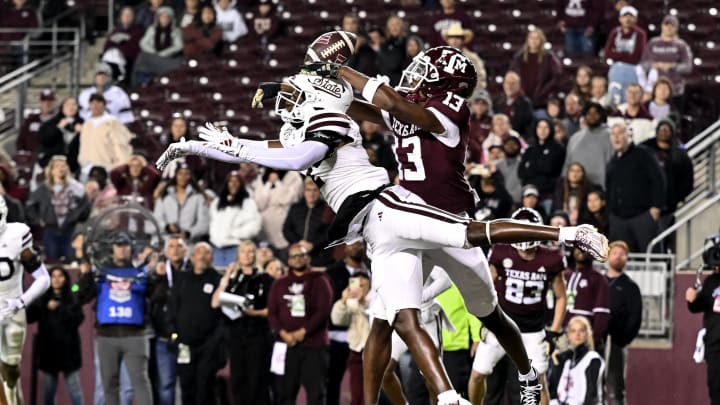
[437,389,460,405]
[518,367,538,382]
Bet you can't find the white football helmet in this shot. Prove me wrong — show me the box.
[510,207,544,251]
[275,74,353,125]
[0,197,7,234]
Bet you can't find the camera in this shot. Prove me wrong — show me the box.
[702,233,720,269]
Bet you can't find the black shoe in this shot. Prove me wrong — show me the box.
[519,371,542,405]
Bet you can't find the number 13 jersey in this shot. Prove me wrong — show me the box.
[381,92,475,214]
[0,223,33,300]
[489,244,566,332]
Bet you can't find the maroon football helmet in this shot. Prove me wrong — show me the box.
[397,46,478,99]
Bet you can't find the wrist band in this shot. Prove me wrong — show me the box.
[362,78,384,102]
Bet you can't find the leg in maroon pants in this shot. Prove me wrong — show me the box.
[348,350,364,405]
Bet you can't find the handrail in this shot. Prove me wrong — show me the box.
[688,126,720,159]
[0,59,41,83]
[0,54,71,94]
[686,119,720,153]
[645,193,720,270]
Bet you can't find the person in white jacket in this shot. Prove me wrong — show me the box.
[209,170,262,267]
[214,0,247,43]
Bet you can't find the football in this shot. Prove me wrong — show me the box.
[304,31,357,65]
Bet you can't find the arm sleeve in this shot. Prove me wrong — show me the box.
[267,282,280,332]
[623,283,643,346]
[330,299,351,326]
[583,357,603,405]
[592,277,610,342]
[675,42,693,74]
[421,267,452,302]
[139,27,155,53]
[186,140,329,171]
[20,265,50,306]
[303,275,334,336]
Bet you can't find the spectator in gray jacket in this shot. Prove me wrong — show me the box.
[562,102,613,187]
[153,163,210,242]
[133,6,184,87]
[495,136,524,204]
[639,15,693,97]
[26,156,90,261]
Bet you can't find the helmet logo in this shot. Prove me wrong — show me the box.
[310,76,343,99]
[440,50,468,74]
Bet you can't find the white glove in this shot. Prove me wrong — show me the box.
[197,122,239,148]
[0,298,24,320]
[155,138,212,171]
[559,224,609,262]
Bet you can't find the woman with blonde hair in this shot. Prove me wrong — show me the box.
[26,156,91,260]
[509,28,562,112]
[549,316,605,405]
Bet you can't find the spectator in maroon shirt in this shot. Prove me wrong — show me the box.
[0,0,38,68]
[182,5,223,58]
[110,155,162,209]
[556,0,606,54]
[564,247,610,352]
[467,89,493,166]
[103,7,144,83]
[250,0,280,44]
[494,71,535,141]
[16,89,57,157]
[509,28,562,113]
[428,0,472,47]
[605,6,646,105]
[267,244,333,405]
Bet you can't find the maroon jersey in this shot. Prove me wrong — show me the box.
[563,267,610,343]
[381,92,475,214]
[490,244,566,332]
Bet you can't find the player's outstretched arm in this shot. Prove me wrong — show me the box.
[0,249,50,319]
[467,220,609,262]
[303,63,445,134]
[156,138,330,172]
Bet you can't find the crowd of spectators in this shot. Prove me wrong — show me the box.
[0,0,710,403]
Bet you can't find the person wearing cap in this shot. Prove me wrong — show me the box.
[133,6,184,87]
[26,156,90,261]
[76,232,158,405]
[428,0,473,47]
[509,28,562,113]
[494,71,535,141]
[639,14,693,98]
[267,243,333,405]
[77,93,134,174]
[520,185,548,222]
[467,89,493,165]
[16,89,57,156]
[78,62,134,124]
[604,5,647,105]
[442,23,486,91]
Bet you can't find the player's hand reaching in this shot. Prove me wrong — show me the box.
[251,82,282,109]
[299,62,341,79]
[0,297,24,319]
[156,138,209,171]
[559,224,609,262]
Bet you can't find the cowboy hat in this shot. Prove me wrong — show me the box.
[442,23,473,44]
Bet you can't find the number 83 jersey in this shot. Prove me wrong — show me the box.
[489,244,566,333]
[381,91,475,215]
[0,223,34,299]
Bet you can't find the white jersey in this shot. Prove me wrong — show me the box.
[0,223,33,300]
[301,111,389,213]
